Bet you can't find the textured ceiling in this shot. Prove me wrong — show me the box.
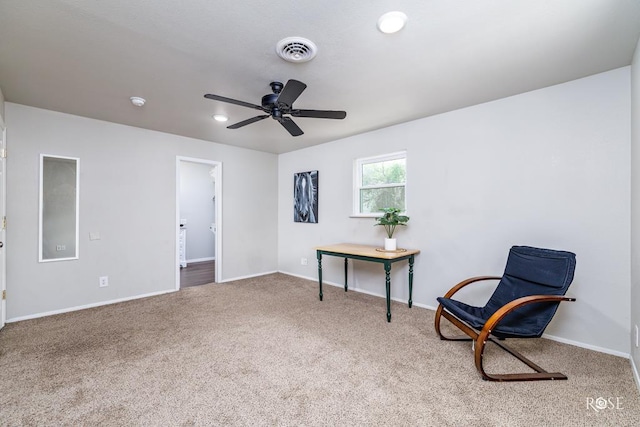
[1,0,639,154]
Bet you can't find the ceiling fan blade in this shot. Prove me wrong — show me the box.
[278,117,304,137]
[204,94,265,111]
[277,80,307,108]
[291,109,347,119]
[227,115,270,129]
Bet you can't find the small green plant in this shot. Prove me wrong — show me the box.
[374,207,410,238]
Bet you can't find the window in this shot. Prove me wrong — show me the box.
[353,151,406,216]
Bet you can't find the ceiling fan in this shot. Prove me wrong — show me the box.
[204,79,346,137]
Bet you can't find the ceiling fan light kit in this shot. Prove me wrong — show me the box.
[212,114,228,122]
[204,79,346,137]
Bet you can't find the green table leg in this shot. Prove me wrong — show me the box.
[344,258,348,292]
[408,254,414,308]
[385,261,391,322]
[317,251,323,301]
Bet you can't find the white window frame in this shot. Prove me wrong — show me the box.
[352,150,407,217]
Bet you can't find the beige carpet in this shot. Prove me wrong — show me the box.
[0,273,638,426]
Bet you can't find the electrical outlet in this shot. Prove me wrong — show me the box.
[301,257,308,266]
[99,276,109,287]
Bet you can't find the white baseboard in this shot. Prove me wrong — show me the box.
[186,257,215,263]
[7,289,178,323]
[542,333,629,358]
[631,356,640,393]
[280,271,317,282]
[279,270,439,311]
[8,271,277,323]
[218,270,279,283]
[9,268,637,378]
[279,270,632,359]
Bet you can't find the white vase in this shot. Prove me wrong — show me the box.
[384,238,397,251]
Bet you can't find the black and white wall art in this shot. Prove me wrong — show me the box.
[294,170,318,223]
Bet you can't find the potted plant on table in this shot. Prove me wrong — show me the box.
[375,207,410,251]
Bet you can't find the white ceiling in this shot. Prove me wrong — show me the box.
[1,1,639,154]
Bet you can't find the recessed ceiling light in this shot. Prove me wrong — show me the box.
[212,114,228,122]
[130,96,146,107]
[377,11,407,34]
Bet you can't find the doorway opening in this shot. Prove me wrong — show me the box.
[176,157,222,289]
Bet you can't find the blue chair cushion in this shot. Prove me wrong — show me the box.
[438,246,576,338]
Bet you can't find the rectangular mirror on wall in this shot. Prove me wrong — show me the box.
[39,154,79,262]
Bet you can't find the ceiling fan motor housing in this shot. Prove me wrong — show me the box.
[262,93,279,109]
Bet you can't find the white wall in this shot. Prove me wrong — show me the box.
[179,161,216,261]
[279,68,631,355]
[6,103,278,320]
[630,38,640,383]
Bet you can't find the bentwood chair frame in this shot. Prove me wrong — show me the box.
[434,246,576,382]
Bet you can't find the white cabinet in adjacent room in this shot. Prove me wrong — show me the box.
[179,227,187,268]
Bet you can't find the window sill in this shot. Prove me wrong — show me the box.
[350,212,409,219]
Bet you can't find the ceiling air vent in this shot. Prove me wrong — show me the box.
[276,37,317,63]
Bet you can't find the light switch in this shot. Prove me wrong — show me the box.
[89,231,101,241]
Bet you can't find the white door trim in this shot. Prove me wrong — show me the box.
[175,156,222,289]
[0,124,6,329]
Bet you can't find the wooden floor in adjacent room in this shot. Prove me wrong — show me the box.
[180,260,215,288]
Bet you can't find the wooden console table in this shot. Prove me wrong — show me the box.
[315,243,420,322]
